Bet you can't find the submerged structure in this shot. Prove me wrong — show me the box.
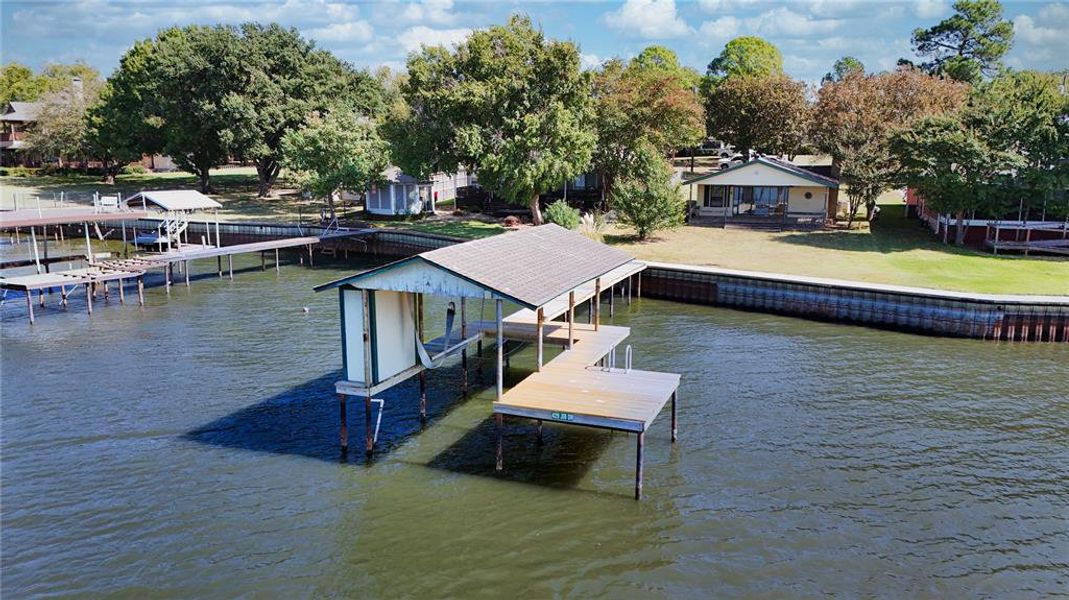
[316,224,680,499]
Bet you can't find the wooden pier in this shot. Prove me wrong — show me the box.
[317,224,680,499]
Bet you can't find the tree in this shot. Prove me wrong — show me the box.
[280,107,389,222]
[0,63,45,105]
[86,82,151,183]
[706,36,784,81]
[234,24,383,197]
[705,74,809,158]
[629,45,701,90]
[592,51,704,205]
[613,142,685,240]
[911,0,1014,83]
[811,69,968,227]
[111,25,250,192]
[892,113,1020,244]
[388,15,595,224]
[25,78,101,168]
[822,56,865,83]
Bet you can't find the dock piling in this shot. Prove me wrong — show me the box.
[364,394,373,458]
[671,391,677,442]
[137,276,145,306]
[85,283,93,314]
[495,413,504,471]
[25,291,34,324]
[228,255,233,280]
[338,394,348,453]
[635,432,644,500]
[275,248,280,273]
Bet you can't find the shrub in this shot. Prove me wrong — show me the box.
[612,144,685,239]
[0,166,39,177]
[121,163,148,175]
[502,215,521,228]
[544,198,580,229]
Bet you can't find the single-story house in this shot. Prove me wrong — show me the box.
[683,156,840,225]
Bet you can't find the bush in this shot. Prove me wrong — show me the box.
[502,215,522,228]
[544,198,580,229]
[121,163,148,175]
[0,166,39,177]
[613,144,685,239]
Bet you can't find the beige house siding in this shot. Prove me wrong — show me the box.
[787,186,828,215]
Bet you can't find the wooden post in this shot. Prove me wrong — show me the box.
[84,222,92,265]
[535,307,544,371]
[307,244,314,266]
[217,255,222,278]
[495,413,504,471]
[609,283,615,318]
[567,291,575,350]
[25,291,34,324]
[61,285,69,308]
[338,393,348,453]
[85,283,93,314]
[587,298,593,325]
[42,225,50,273]
[496,299,504,400]
[122,221,128,258]
[627,275,632,306]
[261,251,265,271]
[362,290,374,457]
[671,391,677,443]
[137,276,145,306]
[364,394,373,458]
[39,288,45,307]
[635,431,644,500]
[228,255,233,280]
[637,272,642,298]
[275,248,280,273]
[165,263,172,294]
[184,261,191,287]
[594,278,601,331]
[536,420,543,445]
[118,277,125,304]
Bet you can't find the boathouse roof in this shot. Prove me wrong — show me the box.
[315,224,636,309]
[126,190,222,212]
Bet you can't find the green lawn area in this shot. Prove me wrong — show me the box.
[606,198,1069,295]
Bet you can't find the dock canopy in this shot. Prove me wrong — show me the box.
[126,190,222,212]
[315,224,636,309]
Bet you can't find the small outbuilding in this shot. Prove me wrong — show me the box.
[684,156,839,226]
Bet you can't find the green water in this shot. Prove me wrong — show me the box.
[2,250,1067,598]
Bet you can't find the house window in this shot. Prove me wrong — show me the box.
[703,185,727,208]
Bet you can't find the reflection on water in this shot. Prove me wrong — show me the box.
[2,250,1067,598]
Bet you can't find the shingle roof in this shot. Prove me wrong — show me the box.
[316,224,636,308]
[684,156,840,189]
[2,101,42,122]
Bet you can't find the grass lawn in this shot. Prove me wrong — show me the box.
[605,198,1069,295]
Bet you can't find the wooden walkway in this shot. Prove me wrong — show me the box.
[477,308,680,499]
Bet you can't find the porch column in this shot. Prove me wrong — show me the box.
[495,299,504,400]
[535,307,544,371]
[567,291,575,350]
[361,290,374,458]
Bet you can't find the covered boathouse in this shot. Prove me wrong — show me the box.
[315,224,680,499]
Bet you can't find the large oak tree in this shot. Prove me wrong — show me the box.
[386,15,595,224]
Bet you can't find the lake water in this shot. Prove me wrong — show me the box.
[2,248,1067,598]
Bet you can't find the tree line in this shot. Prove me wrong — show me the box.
[2,0,1065,241]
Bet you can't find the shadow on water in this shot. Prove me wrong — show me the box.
[183,359,489,464]
[423,415,616,491]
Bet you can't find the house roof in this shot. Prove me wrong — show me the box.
[126,190,222,211]
[684,156,839,189]
[315,224,636,309]
[1,101,42,122]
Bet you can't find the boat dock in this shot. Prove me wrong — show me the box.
[316,224,680,499]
